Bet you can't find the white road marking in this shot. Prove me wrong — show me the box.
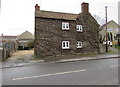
[110,65,120,68]
[12,69,87,80]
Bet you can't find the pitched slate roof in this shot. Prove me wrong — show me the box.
[100,20,120,30]
[0,36,17,41]
[35,10,78,20]
[17,31,34,40]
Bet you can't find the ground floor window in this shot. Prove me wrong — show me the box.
[62,41,70,49]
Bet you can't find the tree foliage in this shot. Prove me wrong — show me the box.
[27,41,34,48]
[93,14,105,26]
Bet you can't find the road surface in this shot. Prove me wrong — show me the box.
[2,58,119,85]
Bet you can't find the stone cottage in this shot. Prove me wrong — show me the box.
[35,2,100,58]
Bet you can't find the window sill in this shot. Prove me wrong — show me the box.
[62,29,70,31]
[77,47,82,49]
[62,48,70,49]
[77,31,83,32]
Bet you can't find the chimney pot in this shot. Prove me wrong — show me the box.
[81,2,89,13]
[35,4,40,11]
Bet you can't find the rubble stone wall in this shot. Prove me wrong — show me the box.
[35,13,100,58]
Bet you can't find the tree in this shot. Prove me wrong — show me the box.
[27,41,34,49]
[118,39,120,46]
[110,32,113,41]
[108,32,110,41]
[103,36,106,42]
[99,35,103,43]
[93,14,106,26]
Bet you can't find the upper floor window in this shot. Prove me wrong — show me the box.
[76,25,83,32]
[62,22,69,30]
[77,41,82,48]
[62,41,70,49]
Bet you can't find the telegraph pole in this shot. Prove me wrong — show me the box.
[105,6,108,52]
[1,34,4,59]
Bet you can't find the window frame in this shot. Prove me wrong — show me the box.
[76,25,83,32]
[62,41,70,49]
[77,41,82,48]
[62,22,69,30]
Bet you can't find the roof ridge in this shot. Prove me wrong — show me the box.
[100,20,120,30]
[0,35,17,37]
[36,10,78,20]
[18,31,34,39]
[40,10,78,15]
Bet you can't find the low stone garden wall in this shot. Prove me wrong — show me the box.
[99,44,110,53]
[0,48,14,61]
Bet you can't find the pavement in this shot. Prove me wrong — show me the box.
[1,47,120,69]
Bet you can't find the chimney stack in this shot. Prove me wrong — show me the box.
[35,4,40,11]
[81,2,89,13]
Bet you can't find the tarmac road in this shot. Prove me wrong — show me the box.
[2,58,119,85]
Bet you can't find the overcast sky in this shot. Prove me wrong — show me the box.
[0,0,119,36]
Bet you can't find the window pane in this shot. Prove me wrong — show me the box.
[63,42,65,47]
[66,42,69,47]
[62,23,65,29]
[76,25,83,32]
[76,25,79,29]
[62,41,70,49]
[80,25,82,29]
[66,23,69,29]
[76,25,80,31]
[79,42,82,46]
[62,22,69,29]
[80,25,82,31]
[66,26,68,29]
